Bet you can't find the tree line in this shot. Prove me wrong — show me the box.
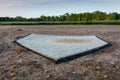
[0,11,120,21]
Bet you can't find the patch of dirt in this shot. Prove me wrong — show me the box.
[0,25,120,80]
[54,38,92,44]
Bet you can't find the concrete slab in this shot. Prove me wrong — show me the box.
[16,34,109,61]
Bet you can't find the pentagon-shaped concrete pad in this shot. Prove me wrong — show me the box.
[16,34,109,61]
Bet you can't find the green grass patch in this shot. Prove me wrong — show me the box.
[0,20,120,25]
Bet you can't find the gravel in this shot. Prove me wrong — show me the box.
[0,25,120,80]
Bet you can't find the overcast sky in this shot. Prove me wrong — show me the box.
[0,0,120,18]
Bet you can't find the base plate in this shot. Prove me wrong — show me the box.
[16,34,109,61]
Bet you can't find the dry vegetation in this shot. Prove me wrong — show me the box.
[0,25,120,80]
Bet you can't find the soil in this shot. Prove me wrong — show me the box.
[54,38,92,44]
[0,25,120,80]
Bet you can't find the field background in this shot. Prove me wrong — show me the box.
[1,11,120,25]
[0,21,120,25]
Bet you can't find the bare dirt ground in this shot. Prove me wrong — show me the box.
[0,25,120,80]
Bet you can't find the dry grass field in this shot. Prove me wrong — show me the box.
[0,25,120,80]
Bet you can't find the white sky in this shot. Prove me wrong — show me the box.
[0,0,120,18]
